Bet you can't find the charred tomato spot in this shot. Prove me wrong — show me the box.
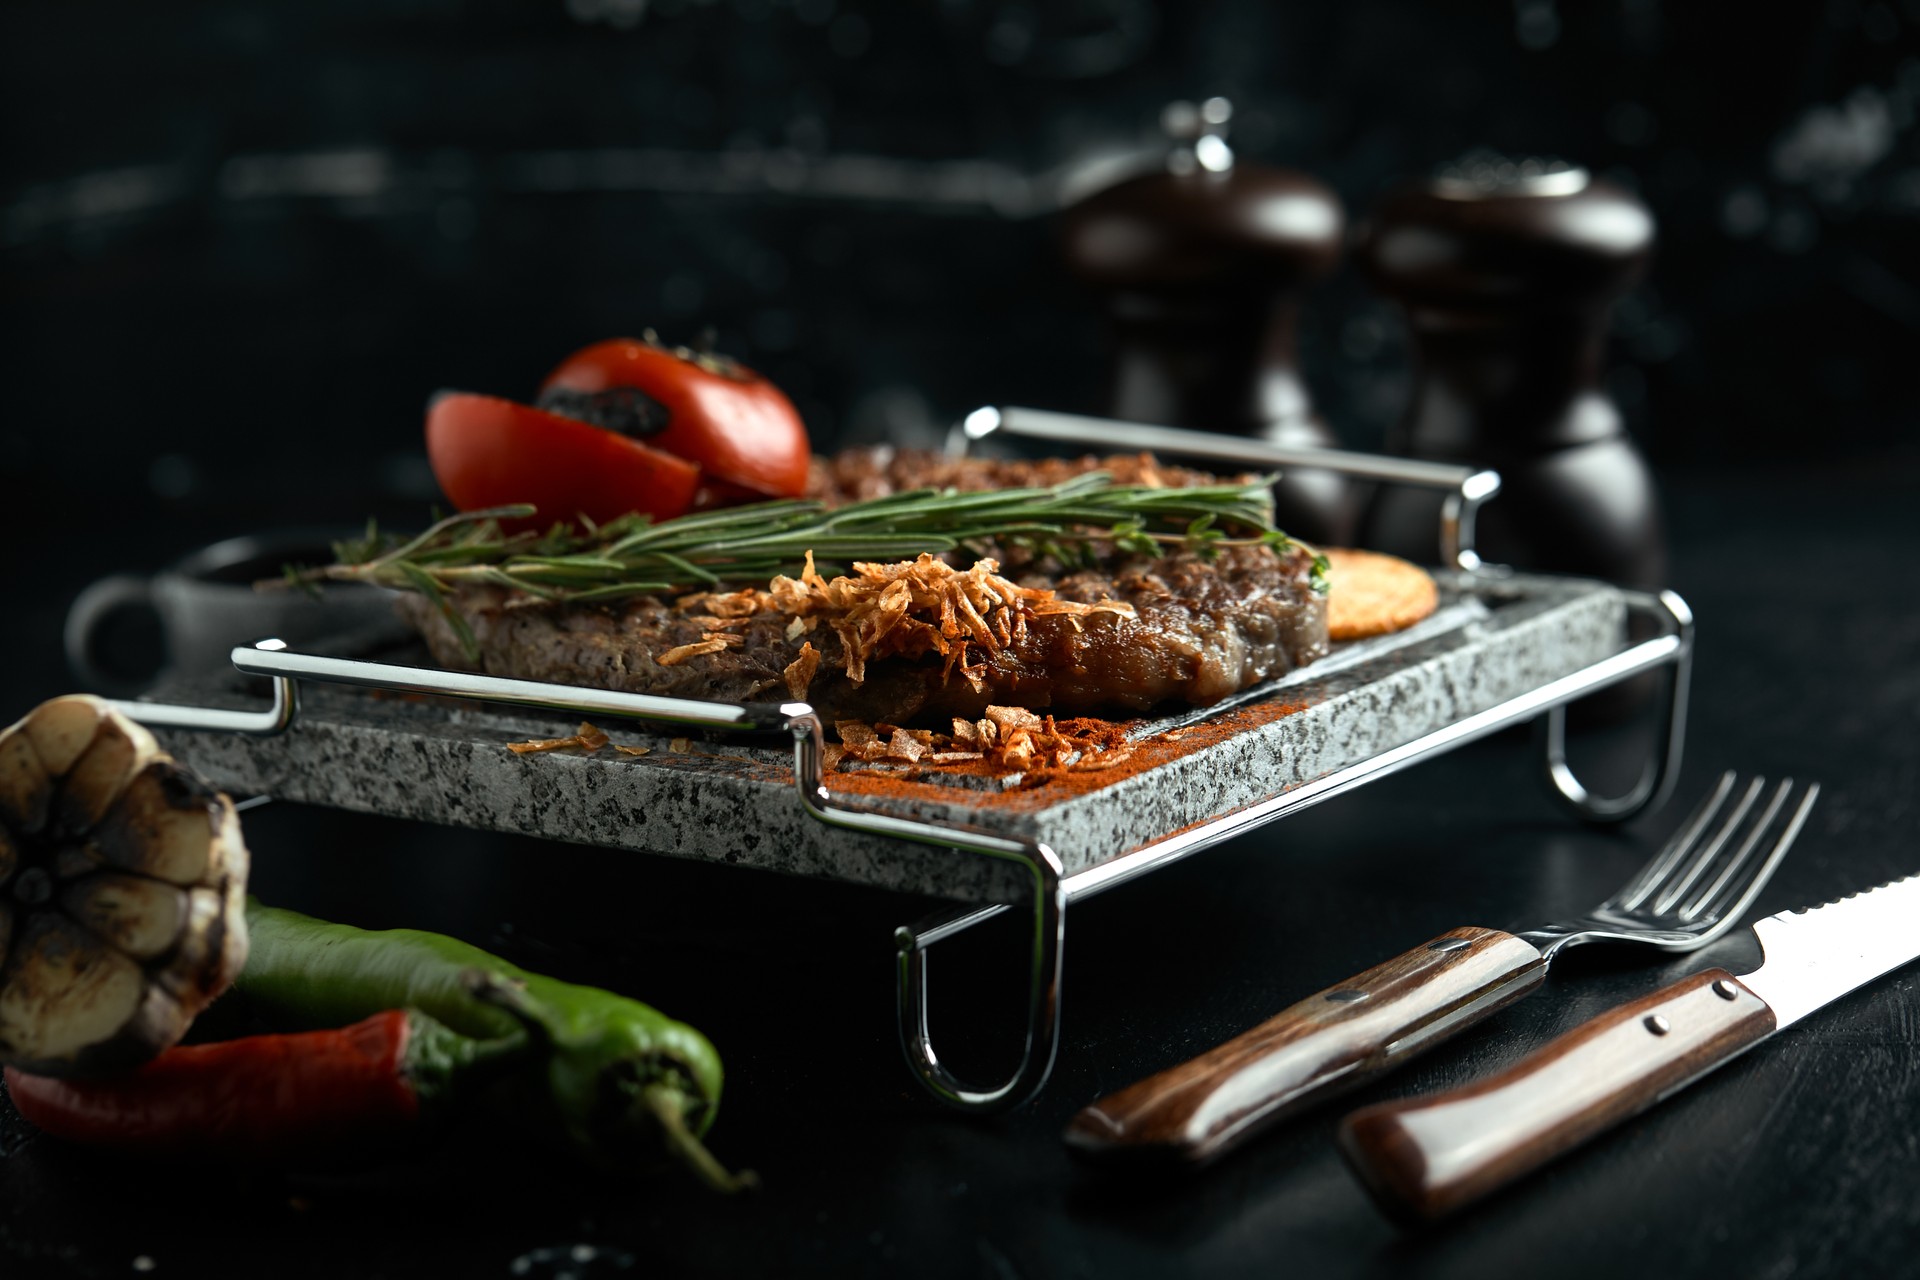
[537,386,674,440]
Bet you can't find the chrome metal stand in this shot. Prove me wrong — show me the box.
[106,407,1692,1113]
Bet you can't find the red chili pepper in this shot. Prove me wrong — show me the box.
[2,1009,516,1162]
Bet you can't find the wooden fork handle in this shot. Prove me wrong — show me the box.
[1063,927,1547,1169]
[1338,968,1776,1224]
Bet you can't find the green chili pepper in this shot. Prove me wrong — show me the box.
[233,900,751,1191]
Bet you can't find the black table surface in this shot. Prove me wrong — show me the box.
[3,457,1917,1279]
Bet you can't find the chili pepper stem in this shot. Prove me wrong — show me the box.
[643,1085,758,1194]
[463,971,556,1043]
[466,970,754,1191]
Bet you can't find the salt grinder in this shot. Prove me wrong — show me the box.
[1061,99,1353,543]
[1359,156,1666,586]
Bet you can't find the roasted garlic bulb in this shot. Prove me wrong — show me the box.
[0,695,248,1076]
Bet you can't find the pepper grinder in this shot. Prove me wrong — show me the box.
[1358,154,1666,586]
[1061,99,1354,543]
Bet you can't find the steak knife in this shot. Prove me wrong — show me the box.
[1337,872,1920,1223]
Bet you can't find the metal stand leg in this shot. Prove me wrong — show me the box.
[1540,589,1694,824]
[894,854,1064,1113]
[782,714,1067,1113]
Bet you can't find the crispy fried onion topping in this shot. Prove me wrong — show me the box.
[830,706,1133,774]
[781,641,821,700]
[681,553,1135,687]
[507,721,612,754]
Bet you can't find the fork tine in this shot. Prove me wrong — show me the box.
[1648,776,1768,915]
[1680,780,1820,927]
[1675,779,1792,920]
[1608,771,1738,911]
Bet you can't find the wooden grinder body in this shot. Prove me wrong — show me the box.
[1064,158,1352,543]
[1359,172,1666,586]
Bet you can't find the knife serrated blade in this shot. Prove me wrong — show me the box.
[1742,874,1920,1028]
[1338,872,1920,1225]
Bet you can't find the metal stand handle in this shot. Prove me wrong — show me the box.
[1540,589,1694,823]
[952,406,1503,573]
[106,639,300,735]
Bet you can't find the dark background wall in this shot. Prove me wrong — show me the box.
[4,0,1918,696]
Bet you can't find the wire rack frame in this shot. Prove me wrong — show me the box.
[107,408,1692,1112]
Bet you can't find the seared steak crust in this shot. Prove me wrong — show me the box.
[397,450,1330,723]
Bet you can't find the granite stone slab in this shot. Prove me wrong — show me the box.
[144,573,1627,904]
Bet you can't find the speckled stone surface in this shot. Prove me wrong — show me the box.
[144,573,1628,904]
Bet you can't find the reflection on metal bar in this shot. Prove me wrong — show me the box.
[950,405,1503,572]
[109,641,299,736]
[906,905,1007,951]
[118,640,782,736]
[228,644,784,731]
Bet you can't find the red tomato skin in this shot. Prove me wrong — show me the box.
[540,339,810,499]
[425,392,700,528]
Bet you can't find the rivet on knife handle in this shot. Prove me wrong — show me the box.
[1063,927,1547,1168]
[1337,968,1775,1224]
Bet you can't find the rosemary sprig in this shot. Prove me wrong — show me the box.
[300,472,1324,657]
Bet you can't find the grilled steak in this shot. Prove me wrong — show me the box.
[397,451,1330,724]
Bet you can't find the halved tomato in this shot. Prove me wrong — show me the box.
[424,391,701,530]
[538,337,811,500]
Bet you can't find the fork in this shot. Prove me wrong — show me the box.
[1064,771,1820,1169]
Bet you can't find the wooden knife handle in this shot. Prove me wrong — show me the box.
[1063,927,1547,1169]
[1338,968,1777,1225]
